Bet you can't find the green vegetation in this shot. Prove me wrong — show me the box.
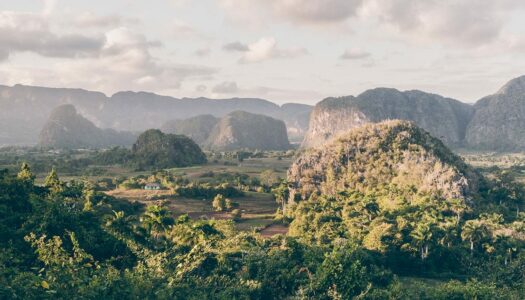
[0,165,397,299]
[131,129,207,170]
[1,122,524,299]
[286,121,525,297]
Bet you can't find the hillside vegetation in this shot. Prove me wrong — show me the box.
[0,122,524,298]
[287,121,524,283]
[131,129,207,170]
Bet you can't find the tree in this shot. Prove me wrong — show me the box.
[448,198,467,223]
[231,209,242,222]
[17,162,35,184]
[272,181,289,213]
[82,181,96,211]
[260,169,279,188]
[212,194,226,211]
[225,198,238,211]
[359,196,380,222]
[106,210,132,234]
[44,168,62,194]
[313,242,372,299]
[411,223,434,260]
[490,170,525,216]
[461,220,490,253]
[140,205,174,237]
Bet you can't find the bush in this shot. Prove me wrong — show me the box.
[231,209,242,221]
[212,194,226,211]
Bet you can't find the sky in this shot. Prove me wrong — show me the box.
[1,0,525,105]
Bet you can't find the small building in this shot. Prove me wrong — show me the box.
[144,183,161,190]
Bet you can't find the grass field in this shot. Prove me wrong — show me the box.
[106,189,285,234]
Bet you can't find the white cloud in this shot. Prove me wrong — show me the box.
[0,11,105,61]
[220,0,525,48]
[194,48,211,57]
[362,0,525,47]
[170,20,209,40]
[220,0,363,25]
[195,84,207,92]
[271,0,363,24]
[212,81,238,93]
[340,48,370,60]
[73,12,123,28]
[239,37,307,63]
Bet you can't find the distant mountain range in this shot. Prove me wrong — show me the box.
[161,111,290,151]
[0,84,311,146]
[302,75,525,151]
[302,88,474,149]
[2,75,525,151]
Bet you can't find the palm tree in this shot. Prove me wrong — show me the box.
[448,198,467,223]
[411,223,434,260]
[140,205,174,237]
[438,218,459,248]
[106,210,131,233]
[461,220,489,254]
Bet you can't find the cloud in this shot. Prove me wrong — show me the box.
[219,0,525,48]
[340,48,370,60]
[271,0,364,24]
[212,81,239,93]
[0,11,105,61]
[223,41,249,52]
[220,0,363,25]
[195,84,207,92]
[194,48,211,57]
[73,12,123,28]
[362,0,525,47]
[170,20,209,40]
[239,37,307,63]
[0,18,217,94]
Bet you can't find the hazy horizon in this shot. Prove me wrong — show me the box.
[2,1,525,104]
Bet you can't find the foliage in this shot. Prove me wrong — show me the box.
[131,129,207,170]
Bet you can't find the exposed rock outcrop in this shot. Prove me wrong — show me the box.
[289,120,480,204]
[466,75,525,151]
[205,111,291,151]
[301,88,474,149]
[161,115,219,145]
[38,105,135,149]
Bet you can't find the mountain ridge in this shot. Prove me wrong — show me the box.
[0,84,312,145]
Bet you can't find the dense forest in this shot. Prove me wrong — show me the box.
[1,123,524,299]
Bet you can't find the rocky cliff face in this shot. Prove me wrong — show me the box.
[289,120,480,205]
[38,105,135,149]
[160,115,219,145]
[301,88,474,149]
[466,76,525,151]
[0,84,310,145]
[0,85,107,145]
[276,103,312,143]
[205,111,291,151]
